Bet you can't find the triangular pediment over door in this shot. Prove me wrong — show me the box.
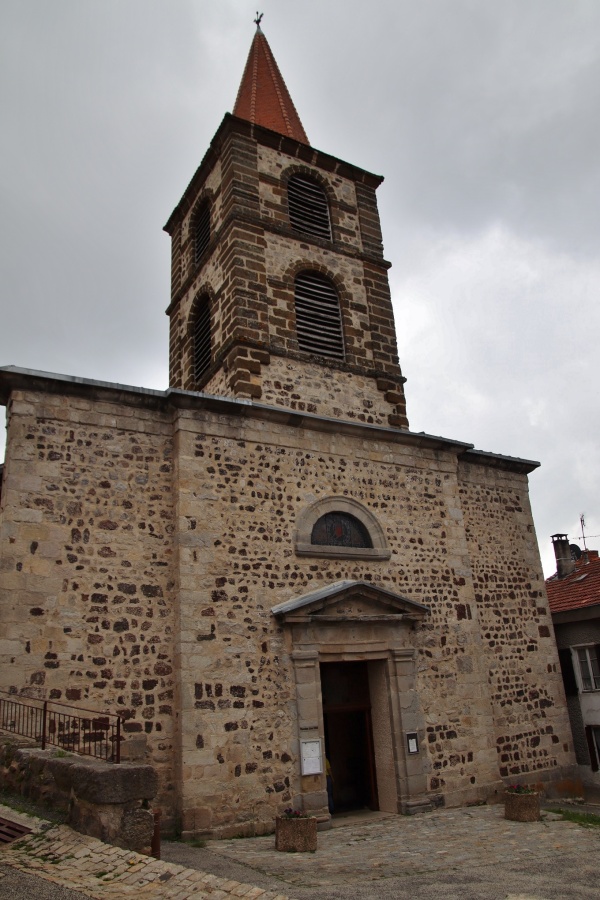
[271,580,430,625]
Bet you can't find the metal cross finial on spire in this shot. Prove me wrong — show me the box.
[254,11,263,29]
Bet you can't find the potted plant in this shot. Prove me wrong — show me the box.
[504,784,541,822]
[275,808,318,852]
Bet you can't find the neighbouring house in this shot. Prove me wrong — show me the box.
[0,24,577,837]
[547,534,600,786]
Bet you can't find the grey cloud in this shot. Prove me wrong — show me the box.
[1,0,599,574]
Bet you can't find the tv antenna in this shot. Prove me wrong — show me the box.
[580,513,588,550]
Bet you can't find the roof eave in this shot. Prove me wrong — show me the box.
[459,447,540,475]
[551,602,600,624]
[164,113,385,234]
[1,367,544,477]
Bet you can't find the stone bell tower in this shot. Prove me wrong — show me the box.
[164,22,408,429]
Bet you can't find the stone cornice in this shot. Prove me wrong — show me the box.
[165,207,391,317]
[164,113,384,234]
[459,448,540,474]
[0,366,540,473]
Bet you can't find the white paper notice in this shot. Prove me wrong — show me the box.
[300,739,322,775]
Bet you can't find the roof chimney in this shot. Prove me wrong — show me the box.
[551,533,576,579]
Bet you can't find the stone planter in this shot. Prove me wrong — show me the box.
[504,791,541,822]
[275,816,317,852]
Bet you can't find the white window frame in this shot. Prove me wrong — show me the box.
[574,645,600,692]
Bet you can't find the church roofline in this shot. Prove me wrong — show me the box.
[164,113,384,234]
[459,447,540,474]
[0,365,540,473]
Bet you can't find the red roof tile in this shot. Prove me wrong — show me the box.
[233,26,309,144]
[546,550,600,613]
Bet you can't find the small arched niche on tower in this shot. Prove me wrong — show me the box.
[295,497,390,560]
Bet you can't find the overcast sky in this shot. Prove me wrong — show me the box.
[1,0,599,577]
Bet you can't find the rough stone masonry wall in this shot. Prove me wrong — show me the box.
[0,389,177,823]
[259,356,399,425]
[257,144,403,381]
[257,146,364,252]
[1,385,576,835]
[167,127,407,426]
[174,405,515,835]
[256,144,407,423]
[168,156,223,389]
[458,459,576,784]
[0,739,158,853]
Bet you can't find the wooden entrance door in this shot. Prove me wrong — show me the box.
[320,661,379,812]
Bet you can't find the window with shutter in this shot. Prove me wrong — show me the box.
[294,271,344,360]
[558,648,578,697]
[288,174,331,240]
[585,726,600,772]
[576,646,600,691]
[193,296,211,383]
[194,201,211,264]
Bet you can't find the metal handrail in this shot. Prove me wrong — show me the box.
[0,691,122,763]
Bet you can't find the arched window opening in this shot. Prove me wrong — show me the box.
[294,271,344,360]
[193,296,211,383]
[288,174,331,240]
[194,201,211,264]
[311,512,373,549]
[296,497,389,560]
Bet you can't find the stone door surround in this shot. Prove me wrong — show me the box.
[272,581,431,817]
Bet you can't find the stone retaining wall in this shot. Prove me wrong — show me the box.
[0,737,157,853]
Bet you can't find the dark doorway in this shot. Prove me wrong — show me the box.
[320,661,378,812]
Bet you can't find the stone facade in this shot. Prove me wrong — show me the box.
[165,118,407,429]
[0,37,578,837]
[0,370,576,835]
[0,385,177,816]
[0,738,157,852]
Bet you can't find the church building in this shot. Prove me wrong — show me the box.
[0,25,576,837]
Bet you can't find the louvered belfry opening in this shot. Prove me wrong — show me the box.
[193,296,211,383]
[288,174,331,240]
[194,201,211,264]
[294,271,344,360]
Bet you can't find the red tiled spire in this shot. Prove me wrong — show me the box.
[233,23,309,145]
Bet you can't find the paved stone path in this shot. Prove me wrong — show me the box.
[2,801,600,899]
[164,804,600,899]
[211,804,597,886]
[0,804,288,900]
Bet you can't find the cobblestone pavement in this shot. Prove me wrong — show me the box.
[0,804,288,900]
[164,804,600,900]
[2,802,600,900]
